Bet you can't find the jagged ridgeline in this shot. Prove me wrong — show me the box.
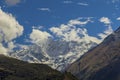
[0,55,78,80]
[67,27,120,80]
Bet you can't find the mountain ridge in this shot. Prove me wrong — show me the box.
[0,54,78,80]
[9,39,97,71]
[67,27,120,80]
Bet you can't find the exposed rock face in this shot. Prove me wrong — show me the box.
[67,27,120,80]
[9,40,97,71]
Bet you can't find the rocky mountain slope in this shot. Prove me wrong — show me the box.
[0,54,78,80]
[67,27,120,80]
[9,40,97,71]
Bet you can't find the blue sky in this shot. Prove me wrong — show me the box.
[0,0,120,52]
[1,0,120,29]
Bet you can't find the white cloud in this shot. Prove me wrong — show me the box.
[63,1,73,4]
[0,9,23,42]
[0,43,7,55]
[99,17,113,40]
[99,17,111,25]
[7,41,16,52]
[104,26,113,34]
[5,0,21,6]
[50,18,101,43]
[0,9,24,54]
[32,26,43,30]
[98,26,113,39]
[38,8,50,12]
[50,24,80,42]
[29,17,113,51]
[30,29,52,44]
[77,3,88,6]
[28,17,101,45]
[68,17,93,26]
[116,17,120,20]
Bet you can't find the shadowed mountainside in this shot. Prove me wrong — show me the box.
[67,27,120,80]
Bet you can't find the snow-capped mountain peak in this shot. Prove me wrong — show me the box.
[9,39,97,71]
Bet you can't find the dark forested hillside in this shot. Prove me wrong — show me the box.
[0,55,78,80]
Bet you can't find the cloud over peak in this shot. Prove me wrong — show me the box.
[30,17,113,46]
[49,18,101,43]
[99,17,113,40]
[30,29,52,44]
[99,17,111,25]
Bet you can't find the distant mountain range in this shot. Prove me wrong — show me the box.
[67,27,120,80]
[0,54,78,80]
[0,27,120,80]
[9,39,97,71]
